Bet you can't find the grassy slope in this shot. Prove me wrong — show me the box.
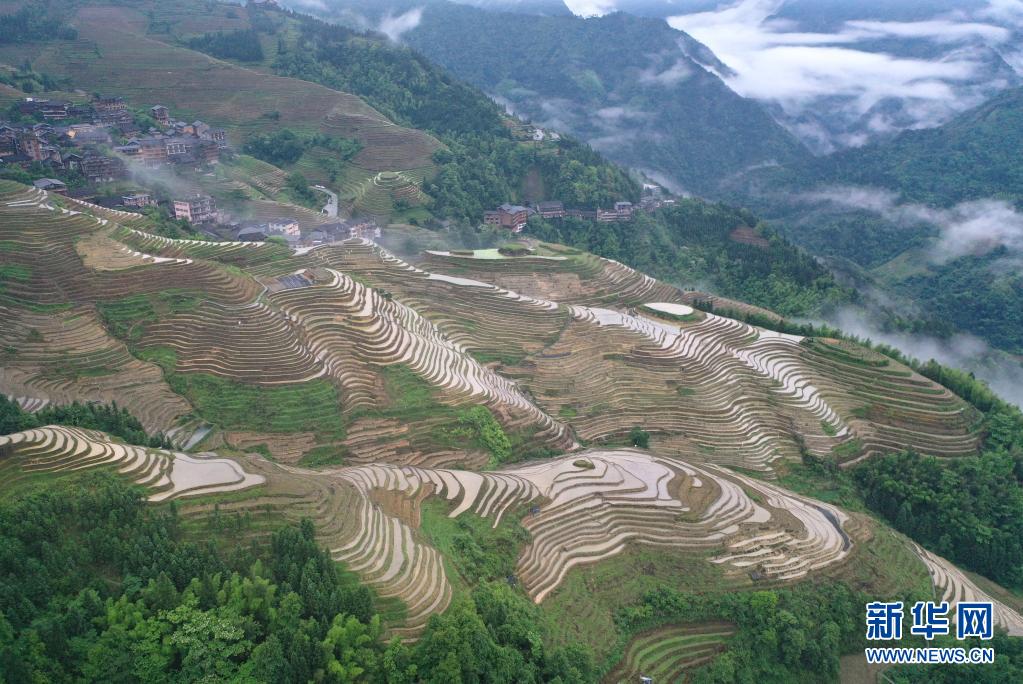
[0,2,439,173]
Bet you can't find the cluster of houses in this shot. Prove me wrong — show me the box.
[484,200,638,232]
[1,116,129,185]
[1,96,229,191]
[115,106,227,168]
[164,192,381,246]
[483,190,678,232]
[230,215,381,246]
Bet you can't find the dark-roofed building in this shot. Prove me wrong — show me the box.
[197,139,220,164]
[138,137,168,166]
[150,105,170,126]
[114,141,141,157]
[122,193,154,208]
[200,126,228,148]
[93,95,127,121]
[33,178,67,195]
[535,200,565,219]
[19,133,44,162]
[39,100,71,121]
[485,204,535,232]
[65,124,112,147]
[173,194,217,224]
[236,225,268,242]
[81,154,126,182]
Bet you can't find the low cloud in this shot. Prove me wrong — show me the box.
[562,0,617,17]
[378,8,423,42]
[668,1,983,112]
[845,19,1011,44]
[664,0,1019,147]
[802,186,1023,263]
[978,0,1023,24]
[595,105,648,121]
[828,307,1023,409]
[638,58,693,86]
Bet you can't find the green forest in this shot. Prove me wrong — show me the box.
[0,395,168,448]
[527,201,848,317]
[791,86,1023,209]
[0,5,77,44]
[186,30,264,62]
[173,2,638,218]
[734,86,1023,353]
[401,4,808,196]
[175,4,846,318]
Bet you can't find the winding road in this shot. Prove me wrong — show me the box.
[312,185,338,218]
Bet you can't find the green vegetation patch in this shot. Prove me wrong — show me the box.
[297,444,347,468]
[0,263,31,281]
[97,290,201,341]
[420,498,530,591]
[543,545,724,662]
[167,373,345,437]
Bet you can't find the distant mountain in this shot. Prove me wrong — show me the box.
[731,86,1023,354]
[400,2,808,195]
[662,0,1023,152]
[795,85,1023,207]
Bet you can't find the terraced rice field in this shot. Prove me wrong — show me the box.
[605,623,735,683]
[417,250,979,471]
[1,177,1013,642]
[0,426,264,502]
[315,448,859,623]
[914,544,1023,637]
[2,179,980,473]
[338,168,431,218]
[0,423,871,638]
[5,420,1022,642]
[0,182,572,462]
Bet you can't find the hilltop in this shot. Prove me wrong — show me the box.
[0,0,848,319]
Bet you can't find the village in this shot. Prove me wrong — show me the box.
[0,94,381,246]
[482,192,676,232]
[2,93,674,248]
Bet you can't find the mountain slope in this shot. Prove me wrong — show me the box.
[0,2,442,175]
[1,181,1022,676]
[730,86,1023,354]
[794,85,1023,208]
[400,3,809,194]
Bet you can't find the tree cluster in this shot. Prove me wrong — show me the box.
[527,200,847,317]
[617,583,870,683]
[0,394,167,449]
[186,30,264,63]
[0,473,593,683]
[0,6,77,44]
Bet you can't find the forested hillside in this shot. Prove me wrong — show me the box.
[775,86,1023,208]
[188,1,642,218]
[250,3,845,316]
[730,86,1023,353]
[527,199,846,316]
[401,3,809,195]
